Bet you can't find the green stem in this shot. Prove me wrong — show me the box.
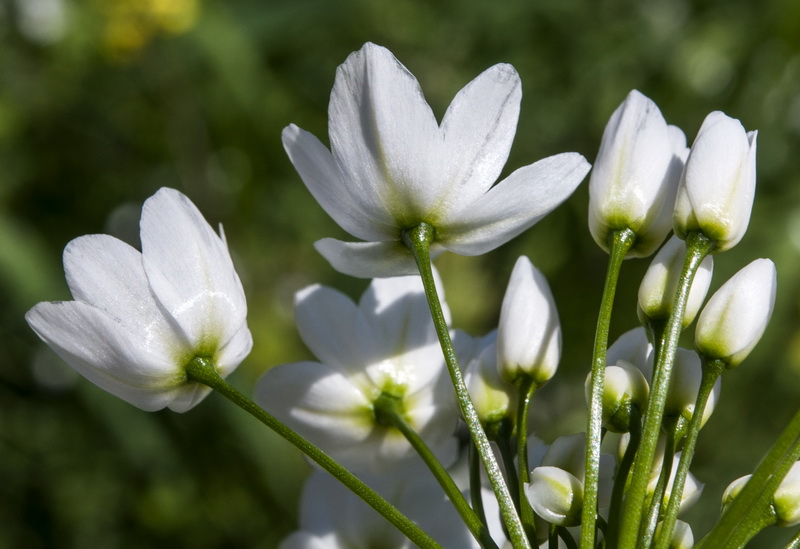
[403,224,530,549]
[469,443,489,529]
[699,407,800,547]
[491,420,521,512]
[374,394,498,549]
[516,377,539,539]
[582,228,636,548]
[654,359,724,549]
[618,231,714,549]
[184,357,441,549]
[605,407,642,548]
[640,429,676,549]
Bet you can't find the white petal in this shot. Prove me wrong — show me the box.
[294,284,365,374]
[63,234,187,360]
[214,322,253,377]
[440,153,590,255]
[314,238,439,278]
[255,361,375,449]
[140,188,248,353]
[282,124,396,241]
[439,63,521,207]
[328,43,443,221]
[26,301,185,411]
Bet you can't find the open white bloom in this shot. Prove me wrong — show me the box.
[283,42,591,278]
[638,235,714,328]
[255,274,458,472]
[695,258,777,368]
[281,465,480,549]
[673,111,757,252]
[497,256,561,385]
[588,90,686,257]
[26,188,252,412]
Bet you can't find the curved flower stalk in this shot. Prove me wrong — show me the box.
[281,466,481,549]
[283,42,591,278]
[26,187,252,412]
[255,273,459,472]
[673,111,757,253]
[588,90,686,258]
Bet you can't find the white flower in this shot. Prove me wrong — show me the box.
[656,519,694,549]
[584,360,649,433]
[607,327,654,380]
[526,466,584,527]
[496,256,561,385]
[464,341,516,428]
[283,42,590,278]
[588,90,686,257]
[25,188,252,412]
[281,465,480,549]
[648,452,704,515]
[673,111,757,252]
[664,348,721,432]
[255,274,458,472]
[695,258,777,368]
[638,235,714,328]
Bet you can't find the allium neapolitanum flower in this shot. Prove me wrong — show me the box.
[695,258,777,368]
[673,111,758,252]
[255,274,458,472]
[588,89,687,257]
[497,256,561,386]
[26,188,252,412]
[584,360,649,433]
[282,42,591,278]
[638,235,714,328]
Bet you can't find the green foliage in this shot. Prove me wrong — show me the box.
[3,0,800,546]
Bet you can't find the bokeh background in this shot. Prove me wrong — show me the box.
[3,0,800,546]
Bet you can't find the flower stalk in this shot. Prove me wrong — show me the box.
[618,231,715,548]
[582,227,636,548]
[403,223,531,549]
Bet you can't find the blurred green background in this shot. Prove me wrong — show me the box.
[3,0,800,546]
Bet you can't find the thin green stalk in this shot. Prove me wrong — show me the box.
[699,407,800,547]
[618,232,714,549]
[491,421,521,511]
[639,429,676,549]
[605,407,642,548]
[403,224,530,549]
[374,394,498,549]
[469,443,489,529]
[582,227,636,548]
[654,359,725,549]
[516,377,539,539]
[184,357,441,549]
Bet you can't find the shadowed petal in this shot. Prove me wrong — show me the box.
[441,152,590,255]
[439,63,521,207]
[282,124,396,241]
[314,238,444,278]
[140,188,248,352]
[328,42,442,220]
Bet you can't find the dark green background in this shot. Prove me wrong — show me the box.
[3,0,800,546]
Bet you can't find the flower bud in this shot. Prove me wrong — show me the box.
[774,461,800,527]
[648,452,704,514]
[664,348,721,436]
[588,90,684,257]
[721,474,751,514]
[638,235,714,329]
[585,360,649,433]
[607,327,655,382]
[695,259,777,368]
[497,256,561,385]
[464,341,516,428]
[673,111,757,252]
[526,466,584,526]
